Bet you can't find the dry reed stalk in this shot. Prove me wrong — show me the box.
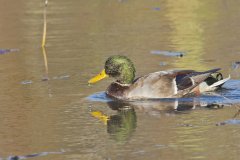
[42,0,49,77]
[42,46,49,75]
[42,0,48,47]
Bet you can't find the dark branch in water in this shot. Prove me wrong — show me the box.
[3,150,65,160]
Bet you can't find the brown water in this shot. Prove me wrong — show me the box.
[1,0,240,160]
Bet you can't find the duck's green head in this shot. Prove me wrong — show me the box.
[88,55,136,85]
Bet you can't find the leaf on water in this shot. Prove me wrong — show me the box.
[216,119,240,126]
[153,7,160,11]
[21,80,33,85]
[151,50,185,57]
[177,123,194,127]
[42,76,50,81]
[232,61,240,70]
[118,0,127,2]
[6,149,65,160]
[0,49,19,55]
[52,75,70,80]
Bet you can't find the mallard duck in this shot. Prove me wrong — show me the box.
[88,55,230,100]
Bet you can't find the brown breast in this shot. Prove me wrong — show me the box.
[106,82,130,100]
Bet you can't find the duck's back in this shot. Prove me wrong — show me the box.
[126,71,178,99]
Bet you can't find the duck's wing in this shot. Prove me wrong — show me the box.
[127,70,190,99]
[174,68,222,97]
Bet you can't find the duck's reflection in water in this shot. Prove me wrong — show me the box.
[91,99,225,142]
[91,101,137,142]
[110,99,224,115]
[107,101,137,142]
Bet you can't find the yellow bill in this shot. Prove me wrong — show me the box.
[88,69,109,84]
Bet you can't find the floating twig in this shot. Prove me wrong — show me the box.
[151,50,185,57]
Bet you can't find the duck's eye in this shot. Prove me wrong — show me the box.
[105,65,120,76]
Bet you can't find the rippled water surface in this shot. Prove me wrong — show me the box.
[1,0,240,160]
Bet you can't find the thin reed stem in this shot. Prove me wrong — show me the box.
[42,0,48,47]
[42,46,49,75]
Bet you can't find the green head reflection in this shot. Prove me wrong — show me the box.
[107,105,137,142]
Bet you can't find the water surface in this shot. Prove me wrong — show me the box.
[1,0,240,160]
